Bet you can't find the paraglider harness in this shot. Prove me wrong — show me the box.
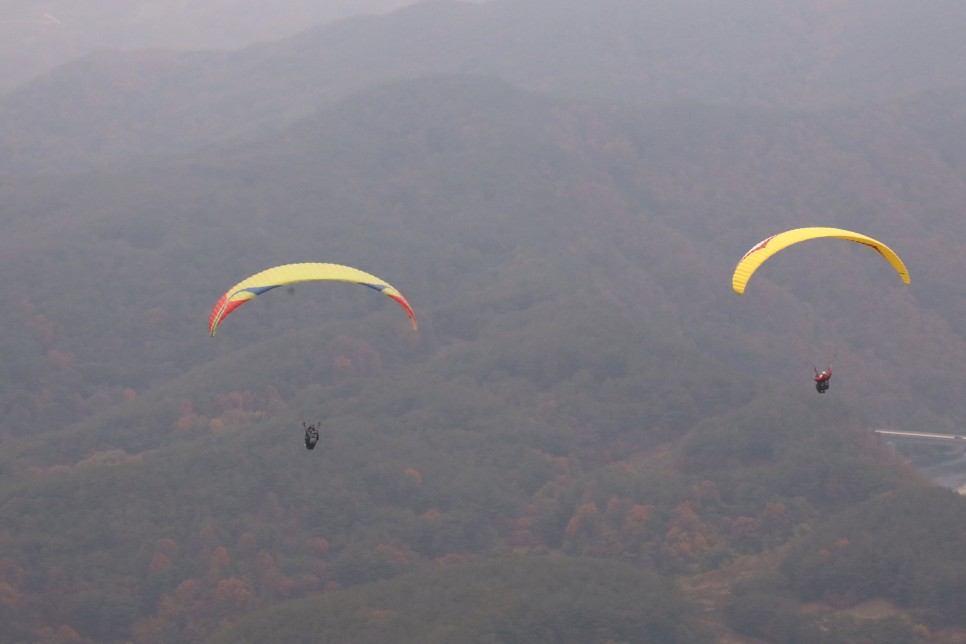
[813,366,831,394]
[303,421,320,450]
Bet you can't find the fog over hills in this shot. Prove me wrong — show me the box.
[0,0,419,93]
[4,0,966,173]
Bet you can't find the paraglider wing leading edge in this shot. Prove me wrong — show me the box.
[732,227,910,294]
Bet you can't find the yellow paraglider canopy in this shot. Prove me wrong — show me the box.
[732,227,909,294]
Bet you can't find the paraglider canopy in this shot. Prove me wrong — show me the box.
[732,227,909,294]
[208,262,418,335]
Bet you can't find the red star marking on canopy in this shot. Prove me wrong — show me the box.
[741,235,776,261]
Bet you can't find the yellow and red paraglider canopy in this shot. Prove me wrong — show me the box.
[209,262,417,335]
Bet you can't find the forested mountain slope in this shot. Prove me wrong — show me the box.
[3,77,966,442]
[1,74,965,642]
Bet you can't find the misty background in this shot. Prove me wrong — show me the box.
[1,1,966,642]
[0,0,428,93]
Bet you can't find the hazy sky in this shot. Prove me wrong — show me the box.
[0,0,425,93]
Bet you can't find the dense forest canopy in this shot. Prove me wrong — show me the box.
[209,557,708,644]
[1,1,965,642]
